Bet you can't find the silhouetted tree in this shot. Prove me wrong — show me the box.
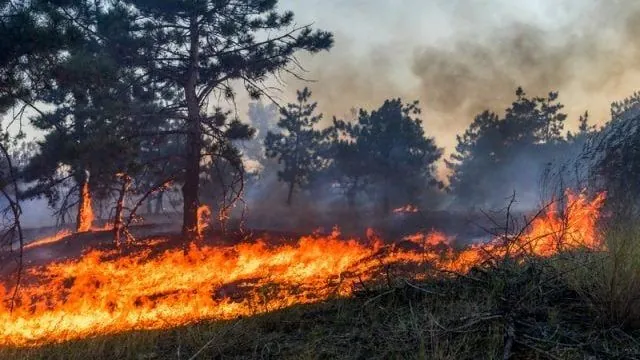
[0,0,75,300]
[333,99,443,214]
[0,0,75,116]
[265,88,331,205]
[447,87,569,207]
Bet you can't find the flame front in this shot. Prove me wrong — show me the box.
[0,191,606,346]
[24,230,73,250]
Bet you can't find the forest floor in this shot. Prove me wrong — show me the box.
[3,218,640,359]
[3,253,640,359]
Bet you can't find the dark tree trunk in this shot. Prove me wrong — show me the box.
[182,12,202,240]
[182,131,200,239]
[146,195,153,214]
[73,92,92,233]
[154,192,164,214]
[286,180,295,206]
[113,175,131,247]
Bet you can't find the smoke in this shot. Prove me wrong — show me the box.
[271,0,640,155]
[229,0,640,216]
[19,198,57,229]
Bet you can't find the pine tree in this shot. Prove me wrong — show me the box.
[21,1,165,234]
[332,99,443,214]
[118,0,333,237]
[265,88,331,205]
[447,87,569,206]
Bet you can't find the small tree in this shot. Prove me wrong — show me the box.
[332,99,443,214]
[447,87,569,207]
[265,88,331,205]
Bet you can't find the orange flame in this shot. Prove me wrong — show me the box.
[521,190,606,256]
[0,190,606,346]
[197,205,212,237]
[24,230,73,250]
[76,182,94,233]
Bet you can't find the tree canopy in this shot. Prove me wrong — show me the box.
[447,87,578,208]
[265,88,331,205]
[332,99,443,214]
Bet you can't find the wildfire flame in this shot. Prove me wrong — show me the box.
[197,205,212,237]
[76,182,94,233]
[0,191,605,347]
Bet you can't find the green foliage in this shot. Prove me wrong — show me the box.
[556,220,640,328]
[265,88,332,205]
[447,87,572,207]
[128,0,333,96]
[21,1,165,210]
[117,0,332,234]
[332,99,443,213]
[1,0,332,232]
[0,0,75,114]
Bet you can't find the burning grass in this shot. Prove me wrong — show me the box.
[3,255,640,360]
[3,190,638,359]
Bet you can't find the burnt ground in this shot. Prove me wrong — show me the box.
[0,209,505,282]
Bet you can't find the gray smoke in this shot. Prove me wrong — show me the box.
[268,0,640,157]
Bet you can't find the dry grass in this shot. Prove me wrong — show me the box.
[3,250,640,360]
[5,204,640,359]
[555,219,640,328]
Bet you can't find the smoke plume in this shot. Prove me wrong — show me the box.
[271,0,640,155]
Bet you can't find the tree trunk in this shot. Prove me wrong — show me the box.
[286,180,295,206]
[146,195,153,214]
[76,174,93,233]
[113,175,131,247]
[182,136,200,239]
[73,91,92,233]
[155,192,164,214]
[182,12,202,240]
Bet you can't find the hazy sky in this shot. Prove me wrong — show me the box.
[248,0,640,156]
